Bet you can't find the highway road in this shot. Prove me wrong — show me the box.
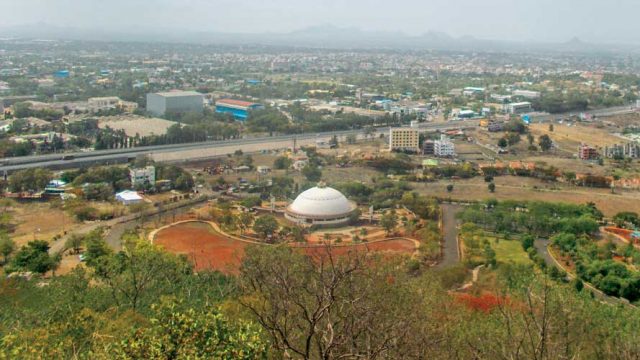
[0,120,479,173]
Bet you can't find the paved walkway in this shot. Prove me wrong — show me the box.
[437,204,462,268]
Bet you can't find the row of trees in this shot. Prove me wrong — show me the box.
[458,200,602,238]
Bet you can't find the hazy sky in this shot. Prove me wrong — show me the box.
[3,0,639,43]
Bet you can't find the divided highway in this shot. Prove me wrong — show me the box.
[0,120,478,173]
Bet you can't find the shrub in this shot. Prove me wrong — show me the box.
[74,206,100,221]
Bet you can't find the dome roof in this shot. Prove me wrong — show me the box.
[287,185,355,218]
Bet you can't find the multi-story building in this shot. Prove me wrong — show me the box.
[463,87,485,96]
[604,143,640,159]
[129,166,156,189]
[422,139,435,155]
[505,102,532,114]
[434,135,456,157]
[578,143,598,160]
[146,91,204,116]
[389,128,419,152]
[215,99,265,121]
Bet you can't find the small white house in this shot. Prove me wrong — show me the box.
[257,166,271,175]
[115,190,143,205]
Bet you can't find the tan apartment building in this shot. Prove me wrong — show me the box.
[389,128,419,152]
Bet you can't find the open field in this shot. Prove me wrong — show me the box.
[98,115,178,136]
[10,202,72,247]
[529,123,622,150]
[413,176,640,217]
[153,221,417,274]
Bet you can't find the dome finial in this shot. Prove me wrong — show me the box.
[317,181,327,188]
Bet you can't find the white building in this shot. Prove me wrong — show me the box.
[506,102,533,114]
[257,166,271,175]
[88,97,120,110]
[389,128,420,152]
[129,166,156,189]
[434,135,456,157]
[146,91,204,116]
[115,190,143,205]
[463,87,485,96]
[285,183,357,227]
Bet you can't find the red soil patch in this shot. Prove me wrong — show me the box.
[154,222,416,274]
[604,227,635,242]
[155,222,248,274]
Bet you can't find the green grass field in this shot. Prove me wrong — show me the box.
[488,237,532,265]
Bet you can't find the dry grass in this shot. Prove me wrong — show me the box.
[10,202,72,247]
[413,176,640,217]
[529,123,622,150]
[98,115,178,137]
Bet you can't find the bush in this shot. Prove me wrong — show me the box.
[74,206,100,221]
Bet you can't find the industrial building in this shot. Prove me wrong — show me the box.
[146,91,204,116]
[285,183,357,228]
[389,128,420,152]
[215,99,265,120]
[506,102,532,114]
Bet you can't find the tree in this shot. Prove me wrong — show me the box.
[497,137,508,148]
[549,123,554,132]
[446,184,454,193]
[65,234,84,255]
[7,240,56,274]
[83,229,112,267]
[613,211,640,229]
[83,183,114,201]
[521,235,535,251]
[116,300,267,359]
[237,245,436,359]
[238,212,255,234]
[346,134,357,144]
[484,175,494,183]
[539,134,553,151]
[483,243,497,267]
[302,164,322,182]
[8,168,53,193]
[527,133,535,145]
[0,233,16,264]
[273,156,293,170]
[380,210,398,235]
[93,234,191,311]
[488,182,496,193]
[253,215,279,240]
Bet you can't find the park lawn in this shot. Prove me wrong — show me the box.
[489,237,532,265]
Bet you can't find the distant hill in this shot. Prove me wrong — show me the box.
[1,23,637,53]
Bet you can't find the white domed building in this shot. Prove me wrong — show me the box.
[285,183,357,227]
